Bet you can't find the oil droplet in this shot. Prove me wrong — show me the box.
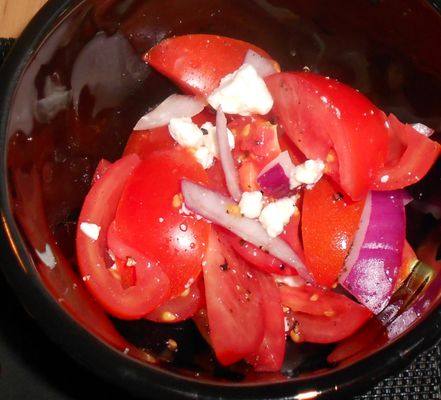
[179,223,187,231]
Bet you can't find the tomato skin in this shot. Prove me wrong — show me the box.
[146,34,275,96]
[245,272,286,371]
[123,126,176,158]
[301,176,365,287]
[280,284,372,343]
[373,114,441,190]
[266,72,389,200]
[144,278,204,323]
[203,230,264,366]
[76,154,171,319]
[113,148,210,298]
[218,228,294,276]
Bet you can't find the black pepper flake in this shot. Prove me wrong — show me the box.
[220,262,229,271]
[239,239,246,246]
[201,128,209,135]
[280,264,286,271]
[333,192,344,201]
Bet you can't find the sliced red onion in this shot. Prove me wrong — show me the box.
[133,94,205,130]
[216,107,242,201]
[244,49,279,78]
[386,263,441,339]
[257,151,296,197]
[181,179,312,282]
[339,190,406,314]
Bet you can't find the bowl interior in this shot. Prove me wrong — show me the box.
[2,0,441,397]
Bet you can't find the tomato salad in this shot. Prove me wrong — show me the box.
[76,35,441,371]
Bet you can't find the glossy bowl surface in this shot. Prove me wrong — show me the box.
[1,0,441,399]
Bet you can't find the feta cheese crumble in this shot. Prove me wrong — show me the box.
[259,197,298,238]
[80,222,101,240]
[238,191,263,219]
[290,159,325,188]
[168,117,203,148]
[207,64,274,116]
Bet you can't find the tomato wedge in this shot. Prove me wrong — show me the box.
[373,114,441,190]
[302,176,365,287]
[146,34,275,96]
[113,148,210,298]
[218,228,294,276]
[76,154,171,319]
[144,278,204,323]
[266,72,389,200]
[203,230,264,366]
[280,284,372,343]
[123,126,176,158]
[245,272,286,372]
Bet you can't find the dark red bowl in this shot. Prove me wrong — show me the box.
[1,1,441,398]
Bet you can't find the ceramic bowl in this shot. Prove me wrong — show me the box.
[1,0,441,398]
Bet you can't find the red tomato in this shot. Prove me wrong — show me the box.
[266,72,389,200]
[218,228,294,276]
[203,230,264,366]
[229,116,281,169]
[144,278,204,323]
[238,160,259,192]
[76,154,171,319]
[373,114,441,190]
[146,34,276,96]
[245,272,286,372]
[123,126,176,158]
[301,176,365,287]
[14,167,132,349]
[280,284,372,344]
[113,148,210,298]
[91,158,111,185]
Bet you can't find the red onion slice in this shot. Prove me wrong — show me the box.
[181,179,312,282]
[133,94,205,130]
[339,190,406,314]
[257,151,296,197]
[216,107,242,201]
[244,49,279,78]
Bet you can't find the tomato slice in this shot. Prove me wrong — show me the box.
[373,114,441,190]
[146,34,275,96]
[203,230,264,366]
[218,228,294,276]
[266,72,389,200]
[113,148,210,298]
[76,154,171,319]
[245,272,286,371]
[301,176,365,287]
[123,126,176,158]
[144,278,204,323]
[280,284,372,343]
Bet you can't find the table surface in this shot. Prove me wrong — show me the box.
[0,0,47,38]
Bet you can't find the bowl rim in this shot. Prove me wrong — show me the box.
[1,0,441,399]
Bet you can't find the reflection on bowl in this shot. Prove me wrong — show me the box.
[1,0,441,398]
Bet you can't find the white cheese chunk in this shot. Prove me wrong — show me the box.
[168,117,203,148]
[238,191,263,219]
[207,64,274,116]
[200,121,235,156]
[259,197,297,238]
[194,146,215,169]
[80,222,101,241]
[290,159,325,188]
